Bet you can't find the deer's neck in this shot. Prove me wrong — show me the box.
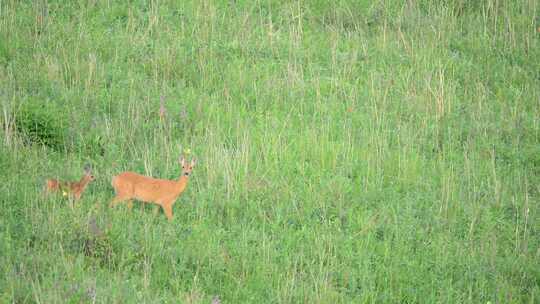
[176,174,190,192]
[77,176,91,189]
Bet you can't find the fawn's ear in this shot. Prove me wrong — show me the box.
[180,156,186,167]
[84,163,92,173]
[190,158,197,167]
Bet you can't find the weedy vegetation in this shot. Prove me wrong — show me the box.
[0,0,538,303]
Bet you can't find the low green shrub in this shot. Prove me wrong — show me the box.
[16,99,68,151]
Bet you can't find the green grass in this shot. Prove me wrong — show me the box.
[1,0,539,303]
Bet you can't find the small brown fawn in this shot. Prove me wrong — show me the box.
[45,165,95,201]
[109,156,196,220]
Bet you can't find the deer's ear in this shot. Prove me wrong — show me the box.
[180,157,186,167]
[84,163,92,173]
[190,158,197,167]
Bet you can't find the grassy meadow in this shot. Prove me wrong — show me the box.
[1,0,539,303]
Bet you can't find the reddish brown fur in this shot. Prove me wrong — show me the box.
[45,169,95,201]
[46,179,61,191]
[109,157,196,220]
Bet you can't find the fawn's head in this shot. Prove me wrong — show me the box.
[180,156,196,177]
[83,164,95,182]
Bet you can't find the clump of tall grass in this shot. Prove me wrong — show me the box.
[15,99,68,151]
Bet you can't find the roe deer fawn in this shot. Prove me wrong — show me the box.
[45,165,95,201]
[109,156,196,220]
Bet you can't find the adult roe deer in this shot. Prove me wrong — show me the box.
[109,156,196,220]
[45,165,95,201]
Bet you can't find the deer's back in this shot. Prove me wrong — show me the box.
[46,179,59,190]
